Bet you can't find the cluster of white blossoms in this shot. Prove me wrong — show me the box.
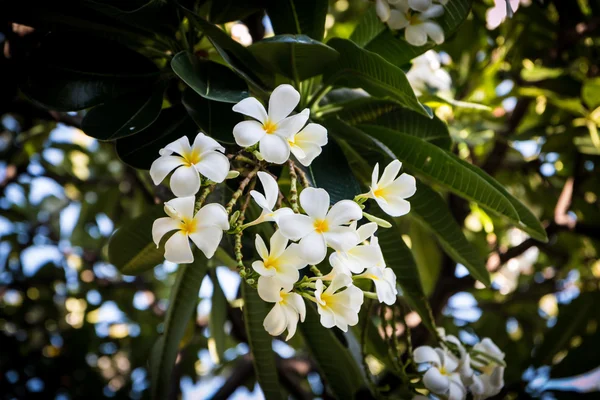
[413,330,506,400]
[147,83,418,337]
[375,0,448,47]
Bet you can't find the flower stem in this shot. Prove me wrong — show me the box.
[307,84,332,111]
[288,160,300,213]
[195,184,216,212]
[225,165,260,214]
[234,181,256,275]
[294,165,311,188]
[299,292,317,303]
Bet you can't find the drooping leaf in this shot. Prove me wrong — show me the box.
[20,33,159,111]
[299,303,365,398]
[150,258,208,400]
[265,0,329,41]
[323,38,431,117]
[241,283,282,400]
[209,0,264,24]
[208,270,228,364]
[349,6,385,48]
[81,83,165,141]
[108,205,167,275]
[582,77,600,110]
[116,106,198,169]
[182,88,241,144]
[249,34,339,81]
[410,220,443,295]
[171,52,249,103]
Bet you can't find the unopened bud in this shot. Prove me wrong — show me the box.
[362,211,392,228]
[164,204,180,219]
[246,278,255,285]
[252,150,264,161]
[229,210,241,226]
[226,170,240,179]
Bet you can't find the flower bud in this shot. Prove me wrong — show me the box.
[362,211,392,228]
[226,170,240,179]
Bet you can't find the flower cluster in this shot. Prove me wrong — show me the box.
[375,0,448,47]
[413,331,506,400]
[147,84,417,338]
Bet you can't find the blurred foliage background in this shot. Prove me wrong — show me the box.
[2,0,600,399]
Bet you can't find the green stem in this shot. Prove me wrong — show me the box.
[288,160,300,213]
[195,184,216,211]
[307,84,332,111]
[225,165,260,214]
[299,292,317,303]
[294,165,311,188]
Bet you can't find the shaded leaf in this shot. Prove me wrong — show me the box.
[182,88,241,144]
[582,77,600,110]
[209,270,228,364]
[209,0,264,24]
[265,0,328,41]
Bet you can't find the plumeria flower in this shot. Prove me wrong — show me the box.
[406,50,452,95]
[232,84,309,164]
[468,338,505,399]
[414,346,467,400]
[386,0,445,47]
[252,231,307,289]
[363,160,416,217]
[469,366,504,400]
[150,133,230,197]
[278,188,363,265]
[258,276,306,341]
[356,266,398,305]
[152,197,229,263]
[314,274,364,332]
[329,222,381,275]
[288,123,328,166]
[246,171,293,226]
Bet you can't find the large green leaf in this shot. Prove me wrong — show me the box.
[171,52,249,103]
[265,0,328,41]
[81,83,164,141]
[241,283,281,400]
[249,34,339,81]
[209,0,264,23]
[20,33,159,111]
[116,106,198,169]
[209,270,228,364]
[150,258,208,400]
[410,183,490,286]
[349,6,385,48]
[182,88,241,144]
[357,124,520,221]
[299,303,365,398]
[324,97,451,148]
[582,77,600,109]
[108,205,166,275]
[323,38,431,117]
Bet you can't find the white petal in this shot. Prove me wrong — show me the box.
[376,0,391,22]
[282,304,300,341]
[348,245,382,271]
[299,187,330,220]
[164,231,194,263]
[164,136,192,156]
[318,306,336,329]
[423,367,451,394]
[448,376,467,400]
[373,275,397,305]
[278,244,309,271]
[170,165,201,197]
[255,234,269,260]
[259,134,291,164]
[264,303,287,336]
[421,4,444,19]
[257,171,279,210]
[152,217,180,246]
[388,173,417,198]
[357,222,378,242]
[423,21,445,44]
[409,0,432,12]
[299,231,327,264]
[293,144,322,167]
[250,191,270,212]
[257,276,282,302]
[253,260,275,277]
[270,207,294,224]
[387,9,410,30]
[325,226,360,251]
[326,200,362,226]
[327,273,352,294]
[377,197,411,217]
[276,109,309,138]
[150,156,184,185]
[233,120,266,147]
[165,196,195,220]
[189,226,223,258]
[194,152,229,183]
[287,293,306,322]
[371,163,380,188]
[295,123,328,146]
[278,214,314,241]
[379,160,402,187]
[414,346,442,365]
[268,84,300,123]
[193,132,224,153]
[269,230,289,259]
[405,25,428,46]
[195,203,229,230]
[232,97,267,123]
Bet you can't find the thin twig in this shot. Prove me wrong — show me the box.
[288,160,299,213]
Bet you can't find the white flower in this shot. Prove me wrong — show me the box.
[414,346,467,400]
[468,338,505,398]
[252,230,307,288]
[375,0,392,22]
[406,50,452,95]
[150,133,230,197]
[469,366,504,400]
[288,123,328,166]
[356,266,398,305]
[386,0,445,47]
[329,222,381,275]
[278,188,363,265]
[152,197,229,263]
[472,338,505,367]
[369,235,386,269]
[246,171,293,226]
[232,84,309,164]
[314,274,364,332]
[364,160,416,217]
[258,276,306,340]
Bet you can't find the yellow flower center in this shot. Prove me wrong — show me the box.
[179,217,197,235]
[263,257,279,271]
[373,186,387,198]
[407,11,421,25]
[280,291,289,305]
[263,119,278,134]
[366,274,379,281]
[182,149,201,167]
[314,219,329,234]
[438,366,449,376]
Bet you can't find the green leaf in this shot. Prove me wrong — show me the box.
[249,34,339,81]
[20,33,159,111]
[108,205,166,275]
[182,88,242,144]
[410,220,443,296]
[309,138,362,204]
[410,183,490,286]
[324,97,451,148]
[349,6,386,48]
[265,0,329,41]
[81,83,164,141]
[171,52,249,103]
[299,303,364,398]
[116,106,198,169]
[208,270,228,364]
[358,124,520,222]
[150,258,208,400]
[362,0,473,65]
[323,38,431,117]
[209,0,264,23]
[241,283,282,400]
[582,77,600,109]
